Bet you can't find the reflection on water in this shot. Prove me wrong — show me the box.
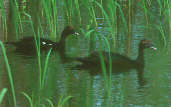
[1,38,171,106]
[0,1,171,107]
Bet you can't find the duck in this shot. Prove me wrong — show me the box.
[73,39,157,74]
[6,26,79,56]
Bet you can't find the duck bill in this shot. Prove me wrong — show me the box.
[150,46,157,51]
[74,32,80,36]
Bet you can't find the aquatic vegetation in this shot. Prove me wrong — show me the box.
[0,0,170,106]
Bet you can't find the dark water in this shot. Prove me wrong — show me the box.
[0,1,171,107]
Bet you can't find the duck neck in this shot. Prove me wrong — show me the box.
[59,34,66,47]
[57,32,67,58]
[136,47,144,67]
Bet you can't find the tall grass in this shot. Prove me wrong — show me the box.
[8,0,23,39]
[41,48,52,89]
[0,0,7,38]
[0,88,8,104]
[167,0,171,40]
[22,92,72,107]
[141,0,149,24]
[21,92,33,107]
[115,1,128,33]
[22,92,56,107]
[42,0,58,38]
[86,0,98,26]
[23,12,54,105]
[45,98,54,107]
[0,41,16,107]
[0,0,169,106]
[93,0,117,96]
[79,1,124,106]
[23,12,43,89]
[58,95,72,107]
[98,36,113,106]
[156,25,167,48]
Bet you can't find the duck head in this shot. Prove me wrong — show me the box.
[62,26,79,38]
[139,39,157,50]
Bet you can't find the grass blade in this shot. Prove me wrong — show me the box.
[0,41,16,107]
[0,88,8,104]
[21,92,33,107]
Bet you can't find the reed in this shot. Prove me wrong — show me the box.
[0,41,16,107]
[98,36,112,106]
[9,0,23,39]
[21,92,33,107]
[157,0,162,15]
[23,12,42,88]
[22,91,55,107]
[0,0,169,106]
[45,98,54,107]
[0,88,7,104]
[141,0,149,24]
[156,25,167,47]
[41,48,52,89]
[115,1,128,33]
[42,0,58,38]
[0,0,7,38]
[58,95,72,107]
[167,0,171,40]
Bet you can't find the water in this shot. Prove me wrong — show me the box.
[0,1,171,107]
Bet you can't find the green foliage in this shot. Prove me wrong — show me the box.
[0,41,16,107]
[58,95,72,107]
[41,48,52,89]
[0,0,7,38]
[0,0,170,106]
[21,92,33,107]
[0,88,8,104]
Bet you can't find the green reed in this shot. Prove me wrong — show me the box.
[14,0,23,33]
[42,0,58,38]
[1,0,169,106]
[115,1,128,33]
[9,0,23,39]
[157,0,162,15]
[0,0,7,38]
[22,12,42,105]
[166,0,171,40]
[45,98,54,107]
[95,1,112,29]
[58,95,72,107]
[94,0,115,89]
[107,0,118,40]
[86,0,98,26]
[23,12,44,89]
[22,92,56,107]
[74,0,81,22]
[141,0,149,24]
[63,0,81,23]
[41,48,52,89]
[80,28,95,38]
[81,1,120,105]
[156,25,167,47]
[0,41,16,107]
[22,92,33,107]
[98,36,113,106]
[80,28,113,96]
[0,88,7,104]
